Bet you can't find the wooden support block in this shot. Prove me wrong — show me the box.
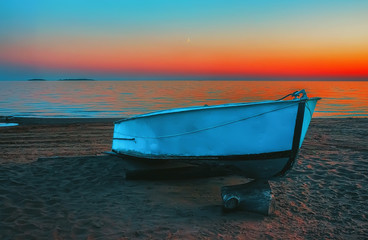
[221,179,275,216]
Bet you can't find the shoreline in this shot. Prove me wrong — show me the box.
[1,115,367,125]
[0,116,123,125]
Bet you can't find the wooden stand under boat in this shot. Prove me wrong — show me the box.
[221,180,275,215]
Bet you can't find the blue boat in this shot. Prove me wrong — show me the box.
[112,90,321,179]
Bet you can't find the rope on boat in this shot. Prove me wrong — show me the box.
[279,89,313,117]
[113,102,299,140]
[277,89,308,101]
[305,103,312,117]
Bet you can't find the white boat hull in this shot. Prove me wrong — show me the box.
[112,94,320,179]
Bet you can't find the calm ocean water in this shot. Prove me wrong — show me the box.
[0,81,367,118]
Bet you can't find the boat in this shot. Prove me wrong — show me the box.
[112,90,321,179]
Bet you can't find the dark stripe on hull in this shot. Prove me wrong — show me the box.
[276,100,306,176]
[111,149,292,162]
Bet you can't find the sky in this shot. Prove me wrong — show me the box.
[1,0,368,80]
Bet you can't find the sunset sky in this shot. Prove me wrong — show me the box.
[1,0,368,80]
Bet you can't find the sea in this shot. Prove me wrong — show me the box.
[0,80,367,118]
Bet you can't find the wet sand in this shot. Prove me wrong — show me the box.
[1,118,367,239]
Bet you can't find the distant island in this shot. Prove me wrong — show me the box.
[58,78,95,81]
[28,79,47,81]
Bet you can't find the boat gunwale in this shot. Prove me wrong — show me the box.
[114,97,321,124]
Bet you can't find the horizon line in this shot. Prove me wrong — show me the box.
[2,75,368,81]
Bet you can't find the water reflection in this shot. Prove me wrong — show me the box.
[0,81,367,118]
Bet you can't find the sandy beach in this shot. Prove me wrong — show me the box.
[1,118,367,239]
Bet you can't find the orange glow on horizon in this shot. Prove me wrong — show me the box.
[1,35,368,78]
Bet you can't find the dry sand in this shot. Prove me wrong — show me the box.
[0,118,367,239]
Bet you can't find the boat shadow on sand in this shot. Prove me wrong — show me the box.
[1,155,269,239]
